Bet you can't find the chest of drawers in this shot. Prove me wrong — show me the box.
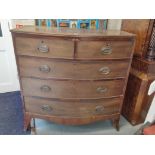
[11,26,135,131]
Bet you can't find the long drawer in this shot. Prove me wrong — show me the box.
[15,37,74,58]
[21,78,125,99]
[24,97,121,117]
[18,57,129,80]
[77,40,133,59]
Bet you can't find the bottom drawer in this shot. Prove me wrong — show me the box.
[24,97,121,117]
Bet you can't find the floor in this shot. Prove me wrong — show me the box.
[33,116,142,135]
[0,91,29,135]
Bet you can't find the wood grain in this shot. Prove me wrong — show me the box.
[77,40,133,59]
[26,112,120,125]
[24,97,121,117]
[21,78,125,99]
[15,36,74,58]
[121,19,151,57]
[11,26,135,38]
[121,20,155,125]
[18,56,129,80]
[122,66,155,125]
[11,26,135,130]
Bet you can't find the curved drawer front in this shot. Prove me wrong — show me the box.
[18,57,129,80]
[15,37,74,58]
[24,97,121,117]
[21,78,125,99]
[77,40,133,59]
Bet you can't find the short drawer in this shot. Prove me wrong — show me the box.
[15,37,74,58]
[24,97,121,117]
[77,40,133,59]
[18,57,129,79]
[21,78,125,99]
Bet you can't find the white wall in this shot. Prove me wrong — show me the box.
[107,19,122,30]
[11,19,35,28]
[0,20,20,93]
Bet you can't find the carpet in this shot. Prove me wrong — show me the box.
[0,91,30,135]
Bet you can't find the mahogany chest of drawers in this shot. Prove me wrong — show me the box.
[11,26,135,131]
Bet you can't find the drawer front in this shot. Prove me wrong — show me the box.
[21,78,125,99]
[77,41,133,59]
[15,37,74,58]
[18,57,129,79]
[24,97,121,117]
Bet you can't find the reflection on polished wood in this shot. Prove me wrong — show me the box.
[11,26,135,131]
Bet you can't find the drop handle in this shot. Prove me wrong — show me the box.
[39,65,51,73]
[96,87,107,93]
[41,105,52,112]
[99,67,110,75]
[100,46,112,55]
[37,41,49,53]
[40,85,51,92]
[95,105,105,113]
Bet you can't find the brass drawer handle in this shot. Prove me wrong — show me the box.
[39,65,51,73]
[99,67,110,75]
[37,41,49,53]
[96,87,107,93]
[100,46,112,55]
[95,105,105,113]
[40,85,51,92]
[41,105,52,112]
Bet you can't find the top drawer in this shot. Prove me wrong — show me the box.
[15,37,74,59]
[76,40,133,59]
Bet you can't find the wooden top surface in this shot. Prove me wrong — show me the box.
[11,26,135,38]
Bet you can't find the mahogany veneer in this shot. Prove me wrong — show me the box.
[122,19,155,125]
[11,26,135,131]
